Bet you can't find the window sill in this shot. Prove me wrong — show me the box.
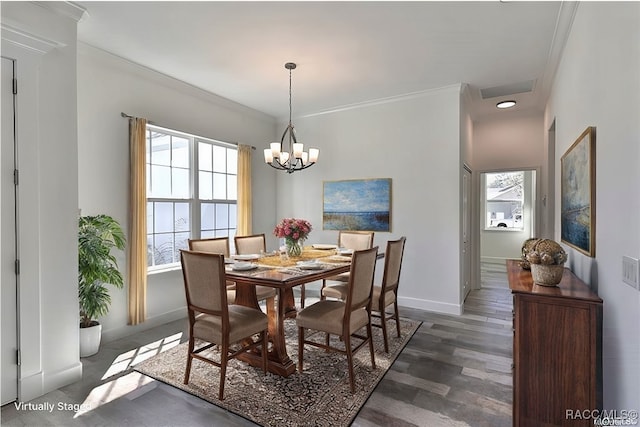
[147,264,181,275]
[484,227,525,232]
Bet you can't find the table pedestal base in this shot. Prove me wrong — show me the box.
[236,287,298,377]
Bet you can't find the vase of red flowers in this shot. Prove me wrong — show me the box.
[273,218,312,258]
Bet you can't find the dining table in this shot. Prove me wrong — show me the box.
[224,246,381,377]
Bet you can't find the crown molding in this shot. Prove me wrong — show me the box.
[1,23,64,55]
[33,1,88,23]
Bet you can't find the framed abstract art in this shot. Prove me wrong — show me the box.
[561,126,596,257]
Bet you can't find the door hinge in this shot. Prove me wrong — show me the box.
[15,259,20,275]
[12,78,17,95]
[16,349,21,366]
[14,169,19,186]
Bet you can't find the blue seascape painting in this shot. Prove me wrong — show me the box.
[561,127,595,256]
[323,178,391,231]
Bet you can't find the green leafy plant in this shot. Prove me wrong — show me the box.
[78,215,126,328]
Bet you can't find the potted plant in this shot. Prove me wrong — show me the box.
[78,214,126,356]
[525,238,568,286]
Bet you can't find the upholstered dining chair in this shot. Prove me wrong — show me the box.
[296,246,378,393]
[188,237,275,304]
[234,233,266,256]
[180,250,268,400]
[319,237,407,352]
[233,234,277,303]
[235,233,307,308]
[188,236,230,257]
[320,231,375,300]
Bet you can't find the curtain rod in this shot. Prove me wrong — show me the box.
[120,112,256,150]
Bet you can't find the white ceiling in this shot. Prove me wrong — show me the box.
[76,1,575,122]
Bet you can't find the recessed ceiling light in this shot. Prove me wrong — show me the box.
[496,100,516,109]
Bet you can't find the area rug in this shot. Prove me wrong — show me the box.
[134,317,421,427]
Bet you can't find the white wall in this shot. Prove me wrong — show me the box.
[271,86,464,314]
[77,43,277,341]
[545,2,640,411]
[1,2,83,401]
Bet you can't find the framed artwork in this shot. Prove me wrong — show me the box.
[561,126,596,257]
[323,178,391,231]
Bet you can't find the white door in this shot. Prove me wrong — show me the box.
[462,166,472,300]
[1,56,18,405]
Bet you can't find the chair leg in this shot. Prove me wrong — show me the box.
[184,337,195,384]
[367,321,376,370]
[380,308,389,353]
[298,327,304,372]
[261,331,268,375]
[300,284,305,308]
[320,279,327,300]
[219,342,229,400]
[394,301,401,338]
[344,333,355,393]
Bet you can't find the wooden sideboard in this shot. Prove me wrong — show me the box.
[507,259,603,427]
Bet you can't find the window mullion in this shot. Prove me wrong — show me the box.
[191,137,200,239]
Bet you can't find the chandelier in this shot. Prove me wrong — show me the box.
[263,62,319,173]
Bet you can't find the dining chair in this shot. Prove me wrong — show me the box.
[234,233,266,256]
[320,237,407,352]
[320,231,375,300]
[188,237,230,257]
[296,246,378,393]
[188,237,274,303]
[235,233,307,308]
[180,250,268,400]
[233,234,277,302]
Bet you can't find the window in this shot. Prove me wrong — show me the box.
[146,125,237,269]
[485,171,524,230]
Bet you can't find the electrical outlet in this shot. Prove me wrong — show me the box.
[622,256,640,289]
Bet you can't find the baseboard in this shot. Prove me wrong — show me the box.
[101,308,187,344]
[397,296,462,316]
[19,361,83,402]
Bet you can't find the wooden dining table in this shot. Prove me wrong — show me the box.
[224,248,374,377]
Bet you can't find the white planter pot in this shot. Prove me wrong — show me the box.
[79,323,102,357]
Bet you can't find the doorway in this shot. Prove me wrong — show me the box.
[1,56,19,405]
[479,169,537,288]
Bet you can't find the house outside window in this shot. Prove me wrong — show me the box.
[485,171,525,230]
[146,125,237,269]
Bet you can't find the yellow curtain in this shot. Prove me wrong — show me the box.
[127,117,147,325]
[237,144,252,236]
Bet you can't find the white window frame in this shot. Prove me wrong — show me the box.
[146,125,237,271]
[483,171,526,231]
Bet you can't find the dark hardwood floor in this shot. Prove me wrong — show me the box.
[2,283,513,427]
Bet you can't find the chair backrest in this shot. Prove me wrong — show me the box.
[345,246,378,313]
[234,233,266,255]
[188,237,230,257]
[338,231,374,250]
[180,250,228,315]
[380,237,406,294]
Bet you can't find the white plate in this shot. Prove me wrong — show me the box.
[296,261,324,270]
[312,244,338,250]
[233,254,260,261]
[231,262,258,271]
[224,258,234,264]
[337,248,354,255]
